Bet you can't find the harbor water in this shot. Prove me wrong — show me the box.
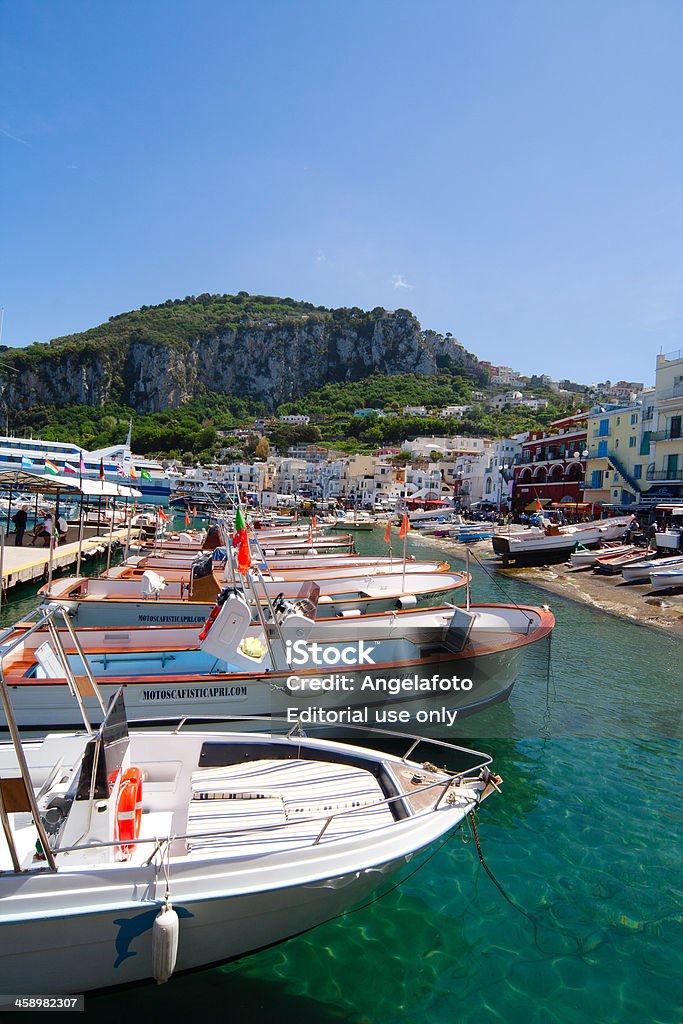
[5,530,680,1022]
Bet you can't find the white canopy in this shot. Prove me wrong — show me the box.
[0,470,142,499]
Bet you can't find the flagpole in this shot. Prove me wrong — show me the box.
[75,501,84,577]
[105,498,115,574]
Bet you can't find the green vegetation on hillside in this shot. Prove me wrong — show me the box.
[2,293,412,376]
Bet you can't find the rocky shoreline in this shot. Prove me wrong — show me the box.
[410,532,683,637]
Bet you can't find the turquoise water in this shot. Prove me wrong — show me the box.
[6,530,681,1021]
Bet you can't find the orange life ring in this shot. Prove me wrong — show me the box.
[115,766,143,858]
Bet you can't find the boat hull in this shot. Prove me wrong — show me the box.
[7,642,535,734]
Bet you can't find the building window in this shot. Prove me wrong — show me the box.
[616,417,621,426]
[629,436,637,448]
[615,439,619,448]
[634,464,642,479]
[630,413,638,425]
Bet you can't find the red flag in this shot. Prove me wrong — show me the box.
[398,512,410,539]
[99,459,105,481]
[312,515,317,529]
[237,532,251,574]
[307,523,313,544]
[158,508,169,523]
[293,511,298,521]
[192,506,198,517]
[383,521,392,544]
[535,499,543,512]
[185,510,191,527]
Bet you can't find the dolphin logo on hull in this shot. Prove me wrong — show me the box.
[113,905,194,968]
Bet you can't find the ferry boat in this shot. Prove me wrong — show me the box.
[0,432,171,506]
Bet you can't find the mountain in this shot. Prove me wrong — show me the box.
[0,293,481,413]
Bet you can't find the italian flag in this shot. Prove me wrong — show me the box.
[232,507,247,548]
[45,459,59,475]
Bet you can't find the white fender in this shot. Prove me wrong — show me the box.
[153,903,179,984]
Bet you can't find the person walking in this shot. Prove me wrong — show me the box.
[11,505,28,546]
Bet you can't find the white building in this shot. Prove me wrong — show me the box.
[453,448,493,506]
[439,405,473,418]
[278,415,310,425]
[482,436,524,505]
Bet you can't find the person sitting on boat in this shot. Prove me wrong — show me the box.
[30,512,54,547]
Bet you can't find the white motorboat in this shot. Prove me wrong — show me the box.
[0,640,499,994]
[621,554,683,583]
[648,567,683,591]
[2,590,555,731]
[41,569,469,628]
[492,516,635,566]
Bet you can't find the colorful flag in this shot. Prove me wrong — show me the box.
[312,515,317,529]
[79,453,86,476]
[237,532,251,574]
[129,465,137,480]
[535,499,543,512]
[293,511,297,521]
[21,456,34,470]
[157,508,169,523]
[192,506,198,517]
[116,463,126,477]
[64,461,77,475]
[45,459,59,475]
[383,521,392,544]
[140,469,152,481]
[99,459,105,481]
[398,512,410,539]
[185,510,191,528]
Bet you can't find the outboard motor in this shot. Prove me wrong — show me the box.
[191,553,213,580]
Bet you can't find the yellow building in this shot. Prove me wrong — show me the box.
[649,350,683,501]
[584,396,652,508]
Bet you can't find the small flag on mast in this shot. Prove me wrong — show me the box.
[398,512,410,539]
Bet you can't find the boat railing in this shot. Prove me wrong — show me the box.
[48,724,495,861]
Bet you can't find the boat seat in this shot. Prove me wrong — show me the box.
[185,759,393,855]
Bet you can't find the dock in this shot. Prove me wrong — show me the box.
[0,528,130,597]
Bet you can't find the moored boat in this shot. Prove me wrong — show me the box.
[3,590,555,732]
[621,554,683,583]
[0,634,500,992]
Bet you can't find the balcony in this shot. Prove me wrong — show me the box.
[651,429,683,442]
[592,428,611,438]
[646,468,683,481]
[656,383,683,403]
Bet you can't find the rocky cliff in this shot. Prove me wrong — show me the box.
[0,295,480,413]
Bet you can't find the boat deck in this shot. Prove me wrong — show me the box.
[185,758,397,856]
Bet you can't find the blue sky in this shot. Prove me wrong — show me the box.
[1,0,681,386]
